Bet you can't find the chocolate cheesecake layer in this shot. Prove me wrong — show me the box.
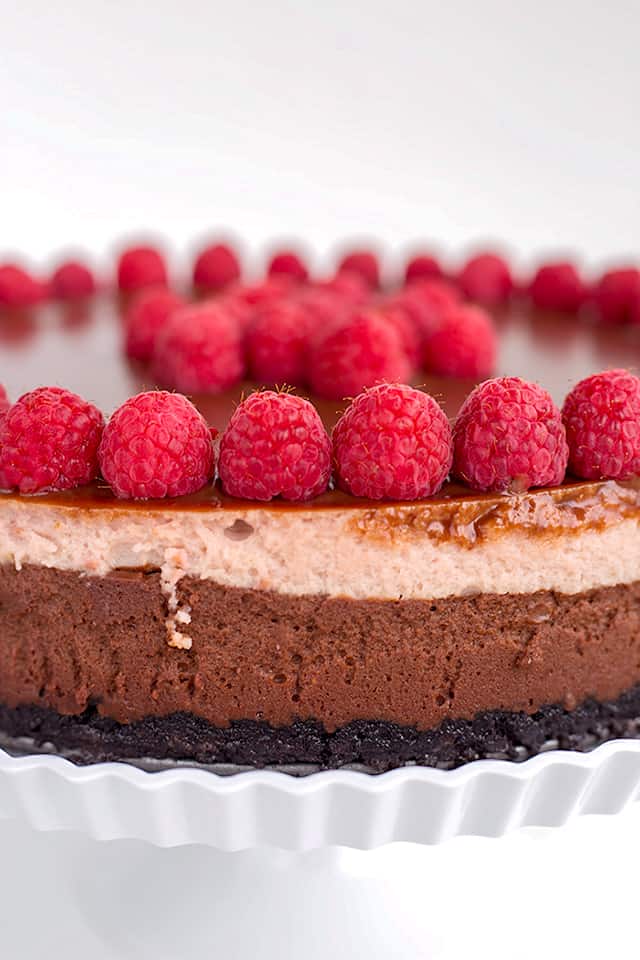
[2,564,640,742]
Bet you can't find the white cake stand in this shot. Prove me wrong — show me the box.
[2,742,640,955]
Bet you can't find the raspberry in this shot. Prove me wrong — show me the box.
[405,254,443,285]
[246,301,309,385]
[423,304,497,379]
[562,369,640,480]
[0,385,9,419]
[124,287,185,361]
[99,391,214,499]
[50,260,96,300]
[222,278,296,336]
[117,245,168,293]
[333,383,452,500]
[219,391,331,501]
[529,261,585,312]
[316,271,369,304]
[192,242,241,293]
[592,268,640,325]
[377,303,422,370]
[267,250,309,283]
[453,377,568,492]
[0,387,104,493]
[232,276,294,307]
[337,250,380,288]
[458,252,513,306]
[296,287,350,335]
[386,281,459,348]
[0,264,46,307]
[152,302,244,393]
[308,309,411,400]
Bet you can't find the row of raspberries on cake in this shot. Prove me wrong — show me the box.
[1,370,639,500]
[124,279,497,396]
[1,242,640,324]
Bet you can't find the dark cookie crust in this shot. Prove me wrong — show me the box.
[2,686,640,773]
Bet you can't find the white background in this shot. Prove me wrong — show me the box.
[2,0,640,276]
[2,2,640,957]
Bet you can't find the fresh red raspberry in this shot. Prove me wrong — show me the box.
[453,377,568,492]
[267,250,309,283]
[386,281,459,349]
[316,271,369,304]
[529,262,585,312]
[561,369,640,479]
[308,309,411,400]
[0,387,104,494]
[0,264,46,307]
[333,383,452,500]
[116,245,168,293]
[219,391,331,501]
[192,242,241,293]
[336,249,380,288]
[377,303,422,370]
[50,260,96,300]
[458,252,513,306]
[222,278,296,336]
[99,391,214,499]
[296,287,350,336]
[0,385,9,419]
[404,253,443,285]
[246,301,309,385]
[124,287,185,361]
[592,268,640,325]
[152,301,244,393]
[232,276,294,307]
[423,304,497,379]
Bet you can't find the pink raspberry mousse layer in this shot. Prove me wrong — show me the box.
[2,477,640,638]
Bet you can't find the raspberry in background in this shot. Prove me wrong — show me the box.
[219,390,331,501]
[125,287,185,361]
[0,385,9,418]
[592,268,640,324]
[267,250,309,283]
[404,253,444,285]
[377,303,422,371]
[296,287,351,338]
[0,264,46,307]
[116,245,168,293]
[50,260,96,300]
[192,242,241,293]
[562,369,640,480]
[0,386,104,494]
[316,271,369,305]
[309,309,411,400]
[453,377,568,492]
[246,300,310,385]
[386,280,459,348]
[99,391,214,499]
[458,252,513,306]
[222,277,296,336]
[423,304,497,379]
[152,301,244,393]
[333,383,452,500]
[336,249,380,289]
[232,276,295,307]
[218,290,255,334]
[529,261,585,312]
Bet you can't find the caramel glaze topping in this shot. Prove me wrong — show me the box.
[1,293,640,546]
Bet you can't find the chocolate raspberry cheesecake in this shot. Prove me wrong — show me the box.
[1,243,640,772]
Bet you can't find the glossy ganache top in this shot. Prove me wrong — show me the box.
[0,294,638,514]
